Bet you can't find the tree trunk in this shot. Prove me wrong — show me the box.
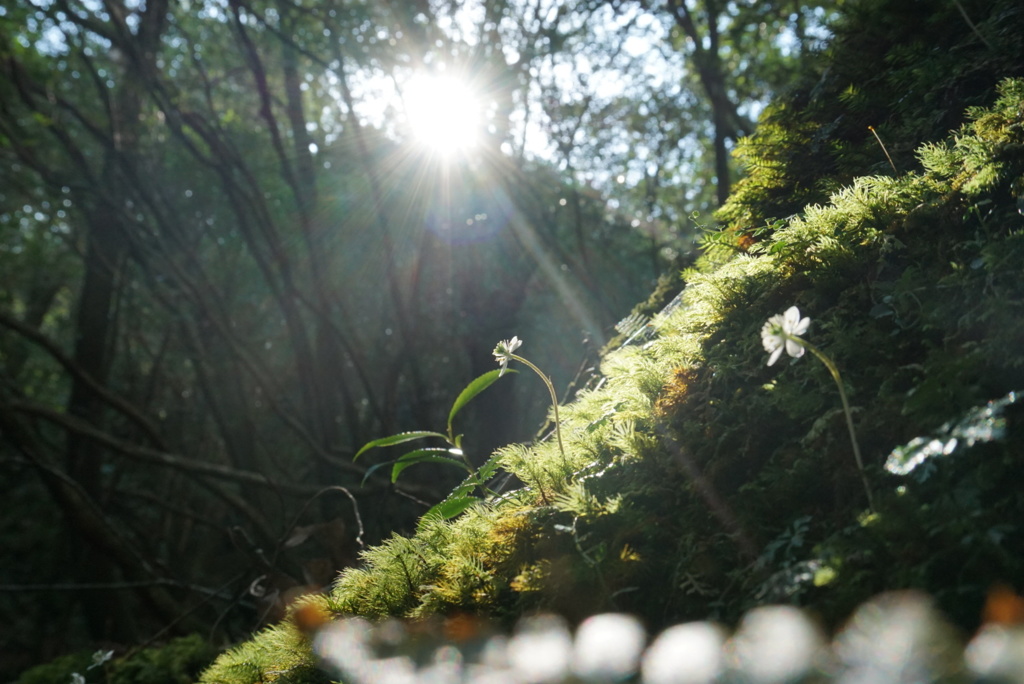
[666,0,747,206]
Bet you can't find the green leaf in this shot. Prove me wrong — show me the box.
[474,451,504,486]
[391,449,468,483]
[361,460,396,486]
[414,472,487,531]
[424,495,477,523]
[353,431,448,461]
[412,450,509,530]
[447,369,511,435]
[395,447,456,463]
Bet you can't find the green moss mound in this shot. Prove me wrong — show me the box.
[200,75,1024,683]
[17,635,218,684]
[716,0,1024,238]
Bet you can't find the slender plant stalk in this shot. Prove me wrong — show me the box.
[868,126,898,175]
[800,340,876,511]
[510,353,568,465]
[952,0,993,50]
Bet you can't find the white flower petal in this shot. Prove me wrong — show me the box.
[762,307,811,365]
[88,649,114,669]
[966,624,1024,679]
[783,306,802,328]
[642,622,726,684]
[835,592,962,683]
[571,614,646,681]
[727,606,824,683]
[493,337,523,372]
[314,618,376,680]
[508,615,573,683]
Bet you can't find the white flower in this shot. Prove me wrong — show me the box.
[642,622,726,684]
[88,650,114,670]
[493,336,522,377]
[571,613,646,681]
[761,306,810,366]
[70,674,86,684]
[508,614,572,683]
[728,605,825,682]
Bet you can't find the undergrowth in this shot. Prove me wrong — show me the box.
[199,73,1024,683]
[17,635,218,684]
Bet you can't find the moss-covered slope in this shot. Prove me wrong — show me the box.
[717,0,1024,235]
[201,74,1024,684]
[200,3,1024,681]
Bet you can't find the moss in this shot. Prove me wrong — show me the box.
[17,635,217,684]
[197,15,1024,684]
[108,635,220,684]
[716,0,1024,244]
[198,622,325,684]
[16,652,93,684]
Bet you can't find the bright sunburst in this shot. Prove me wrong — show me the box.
[403,73,481,158]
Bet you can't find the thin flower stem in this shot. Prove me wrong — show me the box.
[796,338,876,511]
[459,454,478,479]
[510,353,568,465]
[868,126,898,175]
[952,0,993,50]
[444,430,478,478]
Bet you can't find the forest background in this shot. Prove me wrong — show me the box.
[0,0,937,675]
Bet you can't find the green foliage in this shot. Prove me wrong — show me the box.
[314,501,540,622]
[810,394,1024,630]
[354,370,512,519]
[16,652,93,684]
[108,636,220,684]
[198,623,327,684]
[198,72,1024,682]
[17,636,217,684]
[717,0,1024,240]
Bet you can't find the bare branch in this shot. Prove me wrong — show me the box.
[0,310,165,448]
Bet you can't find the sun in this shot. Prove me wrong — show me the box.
[402,73,482,158]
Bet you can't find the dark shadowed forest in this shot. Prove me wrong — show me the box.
[3,0,1024,681]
